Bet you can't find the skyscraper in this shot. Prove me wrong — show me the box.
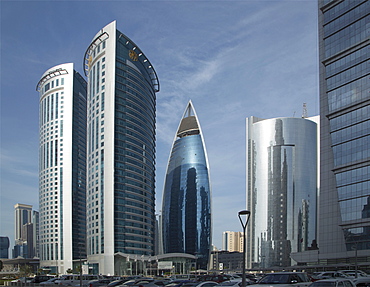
[246,116,318,268]
[37,63,87,273]
[84,21,159,275]
[318,0,370,265]
[161,101,211,270]
[0,237,10,259]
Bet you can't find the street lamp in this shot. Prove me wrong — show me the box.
[238,210,251,287]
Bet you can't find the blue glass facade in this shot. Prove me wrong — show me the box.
[162,101,211,270]
[113,30,157,255]
[319,0,370,262]
[0,236,9,259]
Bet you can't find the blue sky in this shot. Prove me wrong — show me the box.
[0,0,319,252]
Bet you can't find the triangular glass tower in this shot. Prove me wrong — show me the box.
[161,100,212,270]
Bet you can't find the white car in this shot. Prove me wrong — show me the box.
[314,272,351,280]
[339,271,370,278]
[308,278,356,287]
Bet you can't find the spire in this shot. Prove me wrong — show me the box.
[177,101,200,138]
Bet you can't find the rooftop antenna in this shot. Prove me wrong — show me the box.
[302,103,308,118]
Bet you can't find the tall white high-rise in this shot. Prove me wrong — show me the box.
[84,21,159,275]
[37,63,87,274]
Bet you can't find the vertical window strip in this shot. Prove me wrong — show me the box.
[43,98,46,125]
[96,117,99,150]
[47,96,50,122]
[96,235,98,254]
[92,119,95,152]
[50,141,53,168]
[97,62,100,93]
[46,142,49,169]
[56,93,59,119]
[51,94,54,120]
[101,92,105,111]
[92,65,95,97]
[55,140,58,166]
[88,123,92,154]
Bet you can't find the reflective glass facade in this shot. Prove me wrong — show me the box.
[246,117,318,268]
[37,63,87,273]
[162,101,211,270]
[318,0,370,263]
[84,21,159,275]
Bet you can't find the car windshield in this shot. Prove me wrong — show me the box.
[259,274,290,284]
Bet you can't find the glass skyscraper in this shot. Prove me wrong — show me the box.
[161,101,212,270]
[37,63,87,273]
[84,21,159,275]
[318,0,370,265]
[246,116,318,268]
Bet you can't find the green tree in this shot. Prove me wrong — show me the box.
[19,264,33,276]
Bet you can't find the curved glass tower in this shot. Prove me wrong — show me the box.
[161,101,212,270]
[84,21,159,275]
[246,116,318,268]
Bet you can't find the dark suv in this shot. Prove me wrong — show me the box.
[31,275,55,283]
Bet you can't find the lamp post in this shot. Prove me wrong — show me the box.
[238,210,251,287]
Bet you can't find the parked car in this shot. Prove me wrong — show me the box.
[11,277,34,283]
[166,280,197,287]
[195,282,220,287]
[109,279,133,286]
[87,278,115,287]
[353,277,370,287]
[181,282,219,287]
[31,275,56,283]
[340,271,370,278]
[130,279,171,287]
[314,272,351,280]
[120,278,154,286]
[253,272,311,287]
[55,274,102,286]
[308,278,356,287]
[218,280,254,287]
[197,275,234,283]
[40,277,61,285]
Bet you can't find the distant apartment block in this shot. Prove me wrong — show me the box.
[222,231,243,252]
[13,203,38,258]
[14,203,32,245]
